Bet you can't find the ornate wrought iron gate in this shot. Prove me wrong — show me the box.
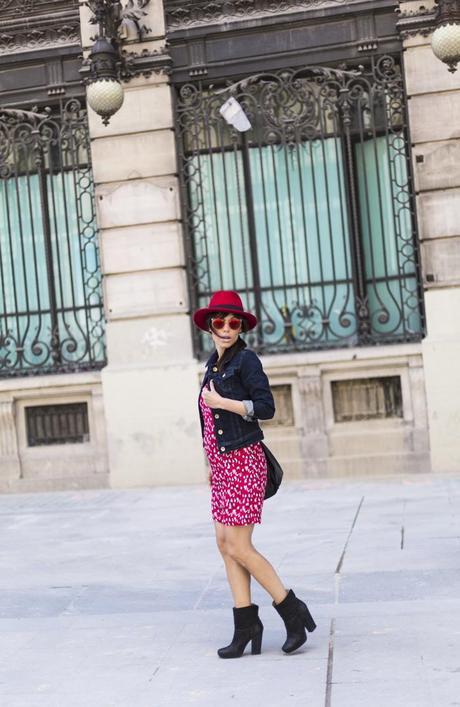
[175,56,425,357]
[0,99,106,377]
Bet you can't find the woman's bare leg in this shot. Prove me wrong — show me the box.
[214,521,251,607]
[224,524,288,605]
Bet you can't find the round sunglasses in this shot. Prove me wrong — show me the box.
[210,316,242,331]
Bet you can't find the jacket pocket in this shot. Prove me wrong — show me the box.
[213,369,237,396]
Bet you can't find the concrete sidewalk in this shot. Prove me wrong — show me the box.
[1,474,460,707]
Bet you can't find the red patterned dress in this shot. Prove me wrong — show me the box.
[199,390,268,526]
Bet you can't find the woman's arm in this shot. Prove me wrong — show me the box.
[238,350,275,420]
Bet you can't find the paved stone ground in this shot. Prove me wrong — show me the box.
[1,473,460,707]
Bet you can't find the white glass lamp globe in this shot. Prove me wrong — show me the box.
[87,79,124,124]
[431,22,460,73]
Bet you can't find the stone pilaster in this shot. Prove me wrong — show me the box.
[298,373,329,475]
[400,0,460,471]
[0,398,21,482]
[79,1,205,487]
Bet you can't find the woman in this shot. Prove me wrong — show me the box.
[194,290,316,659]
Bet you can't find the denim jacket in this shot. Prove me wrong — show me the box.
[198,343,275,454]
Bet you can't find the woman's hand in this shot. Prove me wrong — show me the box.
[203,380,247,417]
[203,380,224,409]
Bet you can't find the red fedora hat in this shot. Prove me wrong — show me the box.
[193,290,258,332]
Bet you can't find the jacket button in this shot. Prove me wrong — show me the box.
[218,429,223,435]
[214,414,219,419]
[212,366,218,372]
[220,446,225,452]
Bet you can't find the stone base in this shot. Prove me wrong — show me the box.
[323,451,431,478]
[0,372,109,494]
[260,342,430,481]
[0,473,110,494]
[422,287,460,473]
[101,362,205,488]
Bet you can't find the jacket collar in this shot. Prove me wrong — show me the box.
[204,337,247,369]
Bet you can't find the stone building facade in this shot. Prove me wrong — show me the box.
[0,0,458,492]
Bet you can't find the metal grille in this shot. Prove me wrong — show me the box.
[0,99,106,377]
[175,56,425,358]
[331,376,403,422]
[25,402,90,446]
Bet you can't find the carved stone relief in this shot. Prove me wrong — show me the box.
[0,23,80,55]
[0,0,78,19]
[395,4,437,40]
[0,0,80,54]
[165,0,348,30]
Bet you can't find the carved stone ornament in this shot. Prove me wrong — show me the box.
[79,1,171,91]
[120,46,173,80]
[80,44,172,83]
[395,4,437,40]
[165,0,348,29]
[0,0,80,54]
[0,0,78,19]
[83,0,153,43]
[0,23,80,55]
[0,0,44,15]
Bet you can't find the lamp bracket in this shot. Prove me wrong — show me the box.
[80,45,172,83]
[119,46,173,81]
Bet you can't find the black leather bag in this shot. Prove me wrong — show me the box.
[261,442,283,500]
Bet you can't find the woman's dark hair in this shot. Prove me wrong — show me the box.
[207,312,247,371]
[215,336,246,371]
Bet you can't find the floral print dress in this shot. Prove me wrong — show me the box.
[199,390,268,526]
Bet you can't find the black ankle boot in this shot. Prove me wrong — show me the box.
[273,588,316,654]
[217,603,263,659]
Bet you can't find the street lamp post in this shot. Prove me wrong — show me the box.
[80,0,171,125]
[85,34,124,125]
[81,0,131,125]
[431,0,460,73]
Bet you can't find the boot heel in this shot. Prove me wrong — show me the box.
[251,630,263,655]
[303,608,317,633]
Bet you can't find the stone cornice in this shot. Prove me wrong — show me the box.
[0,18,80,55]
[395,4,437,40]
[165,0,349,30]
[0,0,78,20]
[0,0,80,54]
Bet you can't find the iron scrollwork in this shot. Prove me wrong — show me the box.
[0,100,106,378]
[175,56,425,357]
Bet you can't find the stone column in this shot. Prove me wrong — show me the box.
[298,373,328,476]
[79,1,205,487]
[0,398,21,485]
[401,0,460,471]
